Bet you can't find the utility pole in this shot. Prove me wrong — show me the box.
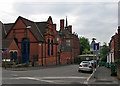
[90,38,96,78]
[93,42,99,78]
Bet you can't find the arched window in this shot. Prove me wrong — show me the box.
[51,40,53,56]
[14,51,17,62]
[48,39,50,56]
[10,51,14,61]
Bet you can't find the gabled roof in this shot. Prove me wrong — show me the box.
[2,38,14,48]
[4,23,14,33]
[2,23,14,39]
[47,16,53,24]
[35,22,47,35]
[3,16,48,42]
[57,28,73,40]
[19,16,45,41]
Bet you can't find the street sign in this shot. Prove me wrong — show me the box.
[90,40,95,51]
[93,43,99,50]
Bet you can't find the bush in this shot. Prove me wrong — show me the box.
[115,59,120,64]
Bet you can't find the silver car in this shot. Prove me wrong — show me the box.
[78,61,93,72]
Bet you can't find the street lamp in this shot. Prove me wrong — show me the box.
[26,26,31,38]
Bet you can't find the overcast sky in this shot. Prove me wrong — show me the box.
[0,0,119,45]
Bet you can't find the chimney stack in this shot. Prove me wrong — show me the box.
[68,25,72,33]
[60,19,64,31]
[53,24,56,33]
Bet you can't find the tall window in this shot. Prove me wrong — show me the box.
[48,39,50,56]
[14,51,17,62]
[10,51,14,61]
[66,40,70,46]
[51,40,53,56]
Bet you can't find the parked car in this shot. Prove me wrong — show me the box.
[78,61,93,73]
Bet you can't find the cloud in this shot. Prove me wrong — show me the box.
[0,1,118,45]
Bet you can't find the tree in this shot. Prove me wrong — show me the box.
[82,49,91,54]
[79,37,90,54]
[100,42,109,62]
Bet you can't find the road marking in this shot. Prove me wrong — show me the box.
[9,76,88,84]
[10,77,40,80]
[84,67,98,84]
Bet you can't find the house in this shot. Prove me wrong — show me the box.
[2,38,21,62]
[56,18,80,64]
[108,26,120,63]
[2,16,80,66]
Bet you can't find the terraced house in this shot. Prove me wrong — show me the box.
[2,16,80,66]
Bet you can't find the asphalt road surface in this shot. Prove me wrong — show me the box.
[2,64,91,85]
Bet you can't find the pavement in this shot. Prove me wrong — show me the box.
[87,66,120,86]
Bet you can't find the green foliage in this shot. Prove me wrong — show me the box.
[100,42,109,62]
[82,49,91,54]
[114,59,120,64]
[79,37,90,54]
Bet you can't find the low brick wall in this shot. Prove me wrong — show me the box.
[117,63,120,79]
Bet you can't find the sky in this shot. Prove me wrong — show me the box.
[0,0,119,45]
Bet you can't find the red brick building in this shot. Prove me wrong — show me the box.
[2,16,80,65]
[108,26,120,63]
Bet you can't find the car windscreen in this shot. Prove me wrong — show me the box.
[82,63,89,66]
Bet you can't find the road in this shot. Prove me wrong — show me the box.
[2,64,91,85]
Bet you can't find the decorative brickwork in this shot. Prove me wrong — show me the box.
[2,16,80,65]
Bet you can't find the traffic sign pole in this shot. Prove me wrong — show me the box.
[93,43,99,78]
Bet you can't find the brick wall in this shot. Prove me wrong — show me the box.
[60,51,72,64]
[2,40,21,60]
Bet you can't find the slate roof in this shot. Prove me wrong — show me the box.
[2,16,50,42]
[35,22,47,35]
[4,23,13,33]
[2,23,14,39]
[19,16,45,42]
[2,38,14,48]
[57,28,73,40]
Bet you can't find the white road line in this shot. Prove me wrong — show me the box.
[9,76,88,84]
[10,77,40,81]
[84,68,97,84]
